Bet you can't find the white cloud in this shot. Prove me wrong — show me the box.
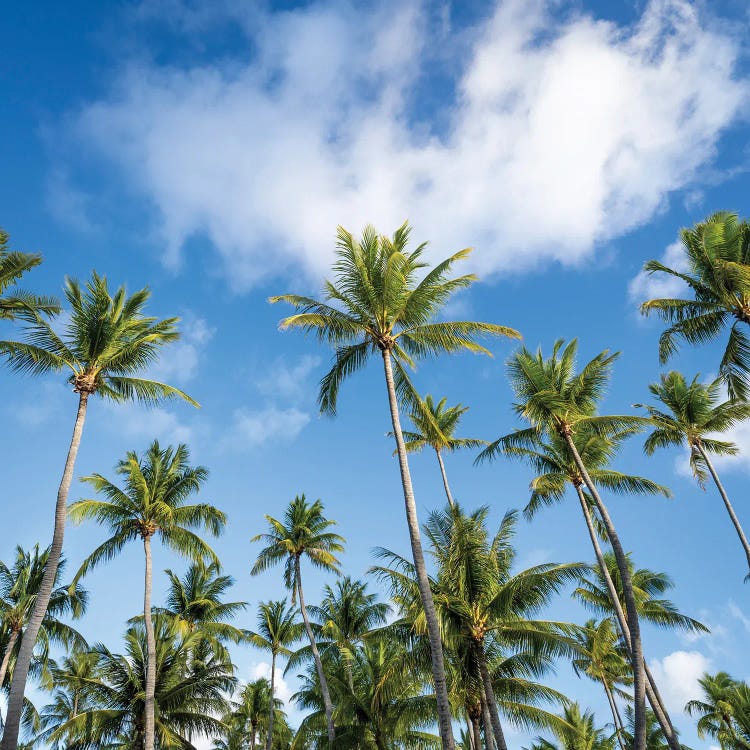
[99,400,194,445]
[256,354,322,401]
[648,650,711,714]
[628,240,689,303]
[229,405,310,447]
[69,0,746,289]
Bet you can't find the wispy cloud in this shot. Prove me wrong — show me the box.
[228,405,310,448]
[629,240,689,305]
[68,0,747,288]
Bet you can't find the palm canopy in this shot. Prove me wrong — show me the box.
[571,617,631,694]
[69,441,226,580]
[270,222,520,413]
[639,211,750,399]
[574,552,707,636]
[147,561,248,645]
[525,703,616,750]
[637,370,750,484]
[248,600,303,658]
[0,271,197,404]
[251,495,344,593]
[0,228,59,321]
[686,672,750,749]
[478,422,670,519]
[400,395,486,454]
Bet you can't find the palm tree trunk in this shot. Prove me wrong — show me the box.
[0,629,19,694]
[266,651,276,750]
[382,349,456,750]
[435,450,455,506]
[476,644,507,750]
[479,693,495,750]
[603,680,625,750]
[250,721,257,750]
[143,535,157,750]
[575,487,681,750]
[696,443,750,575]
[295,556,335,746]
[1,392,89,750]
[563,431,646,750]
[469,711,482,750]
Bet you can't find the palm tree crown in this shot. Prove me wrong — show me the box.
[270,222,519,414]
[639,211,750,399]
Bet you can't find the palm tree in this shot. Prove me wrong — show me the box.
[40,618,234,749]
[247,600,303,750]
[571,619,631,748]
[478,422,681,749]
[293,637,440,750]
[0,545,87,695]
[0,228,58,321]
[148,561,248,650]
[525,703,616,750]
[68,441,226,750]
[621,706,672,750]
[498,339,649,750]
[637,370,750,576]
[302,577,389,691]
[270,223,520,750]
[251,495,344,746]
[398,394,486,505]
[686,672,750,750]
[374,503,584,750]
[0,272,195,750]
[226,678,285,750]
[639,211,750,399]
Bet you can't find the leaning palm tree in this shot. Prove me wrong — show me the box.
[498,339,649,750]
[68,441,226,750]
[0,272,195,750]
[478,423,681,749]
[0,545,87,693]
[639,211,750,399]
[637,370,750,577]
[270,222,520,750]
[251,495,344,746]
[247,600,303,750]
[0,229,58,321]
[398,394,486,505]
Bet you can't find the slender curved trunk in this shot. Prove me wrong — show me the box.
[1,392,89,750]
[250,721,257,750]
[476,644,507,750]
[0,629,19,694]
[266,651,276,750]
[435,450,455,507]
[143,535,157,750]
[563,432,646,750]
[469,711,482,750]
[696,443,750,576]
[575,487,681,750]
[603,680,625,750]
[382,350,456,750]
[295,557,335,746]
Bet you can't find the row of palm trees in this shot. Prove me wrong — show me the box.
[0,210,749,750]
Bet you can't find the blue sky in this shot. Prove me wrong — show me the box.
[2,0,750,747]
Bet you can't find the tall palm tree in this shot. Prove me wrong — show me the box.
[374,503,583,750]
[247,600,303,750]
[498,339,649,750]
[270,223,520,750]
[302,577,389,691]
[226,678,285,750]
[0,272,195,750]
[637,370,750,576]
[639,211,750,399]
[398,394,486,505]
[0,545,87,695]
[68,441,226,750]
[571,619,631,748]
[478,423,681,749]
[0,228,58,321]
[525,703,616,750]
[39,618,234,749]
[251,495,344,746]
[686,672,750,750]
